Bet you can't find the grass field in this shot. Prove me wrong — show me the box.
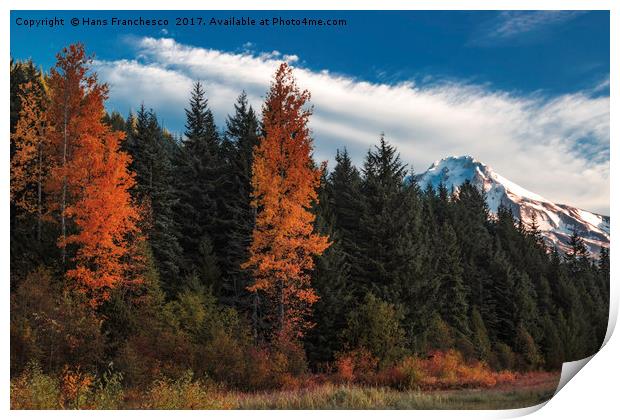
[11,364,560,410]
[229,372,560,409]
[120,371,561,410]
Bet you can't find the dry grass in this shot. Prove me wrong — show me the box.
[12,363,560,410]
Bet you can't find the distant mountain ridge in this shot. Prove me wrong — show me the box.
[414,155,610,255]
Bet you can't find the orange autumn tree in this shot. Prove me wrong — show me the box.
[11,79,50,241]
[46,43,140,305]
[244,63,330,340]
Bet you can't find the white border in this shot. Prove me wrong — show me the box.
[2,1,616,420]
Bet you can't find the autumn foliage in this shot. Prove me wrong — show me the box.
[244,63,330,339]
[10,80,49,230]
[335,349,517,391]
[44,43,140,305]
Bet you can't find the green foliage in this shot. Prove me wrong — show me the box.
[343,293,407,367]
[173,81,222,287]
[436,223,469,336]
[89,369,125,409]
[470,308,494,364]
[125,106,183,295]
[514,325,543,371]
[11,361,60,409]
[494,342,516,371]
[217,91,261,308]
[425,314,455,352]
[142,371,229,409]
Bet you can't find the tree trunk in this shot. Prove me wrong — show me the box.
[252,291,259,344]
[36,141,42,242]
[279,278,285,335]
[61,96,68,265]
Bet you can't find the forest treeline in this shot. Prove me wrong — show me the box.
[10,44,609,403]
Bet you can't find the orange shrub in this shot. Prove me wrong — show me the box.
[244,348,273,390]
[369,350,520,391]
[334,348,378,384]
[60,365,94,409]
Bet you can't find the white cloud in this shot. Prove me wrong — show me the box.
[470,11,584,46]
[494,11,583,39]
[94,37,610,214]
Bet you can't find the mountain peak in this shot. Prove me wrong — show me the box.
[416,156,610,255]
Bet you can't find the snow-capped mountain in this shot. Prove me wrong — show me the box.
[415,156,610,255]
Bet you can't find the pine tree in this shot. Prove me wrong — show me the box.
[327,149,364,266]
[217,92,261,307]
[356,135,413,300]
[470,307,493,363]
[243,63,330,341]
[305,169,353,364]
[488,245,517,344]
[436,223,469,336]
[174,82,222,287]
[125,105,183,294]
[452,181,493,316]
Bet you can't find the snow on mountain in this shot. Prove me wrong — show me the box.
[414,156,610,255]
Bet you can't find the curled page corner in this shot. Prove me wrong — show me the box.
[501,355,598,418]
[554,355,595,396]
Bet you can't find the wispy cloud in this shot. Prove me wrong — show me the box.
[94,37,609,214]
[470,11,584,46]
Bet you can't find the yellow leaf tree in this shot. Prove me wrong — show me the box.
[10,80,50,241]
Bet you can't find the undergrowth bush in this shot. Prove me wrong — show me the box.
[141,371,233,409]
[11,361,60,409]
[10,361,124,409]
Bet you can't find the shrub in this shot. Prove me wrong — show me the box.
[11,268,104,374]
[514,325,543,371]
[142,371,231,409]
[342,293,407,367]
[89,369,124,409]
[495,342,516,371]
[11,361,125,410]
[371,350,520,391]
[10,361,60,409]
[60,365,94,409]
[243,348,274,390]
[425,314,455,351]
[384,356,425,390]
[334,348,378,384]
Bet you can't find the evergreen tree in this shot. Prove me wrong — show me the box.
[327,149,364,270]
[488,245,517,344]
[356,135,415,301]
[451,181,493,317]
[217,92,260,307]
[470,307,493,363]
[305,170,353,364]
[125,105,183,294]
[435,223,469,336]
[174,82,222,288]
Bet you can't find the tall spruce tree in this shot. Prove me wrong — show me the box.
[356,135,415,301]
[174,82,222,290]
[217,92,260,308]
[436,223,469,336]
[305,169,353,364]
[125,105,183,294]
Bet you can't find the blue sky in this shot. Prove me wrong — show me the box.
[10,10,610,213]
